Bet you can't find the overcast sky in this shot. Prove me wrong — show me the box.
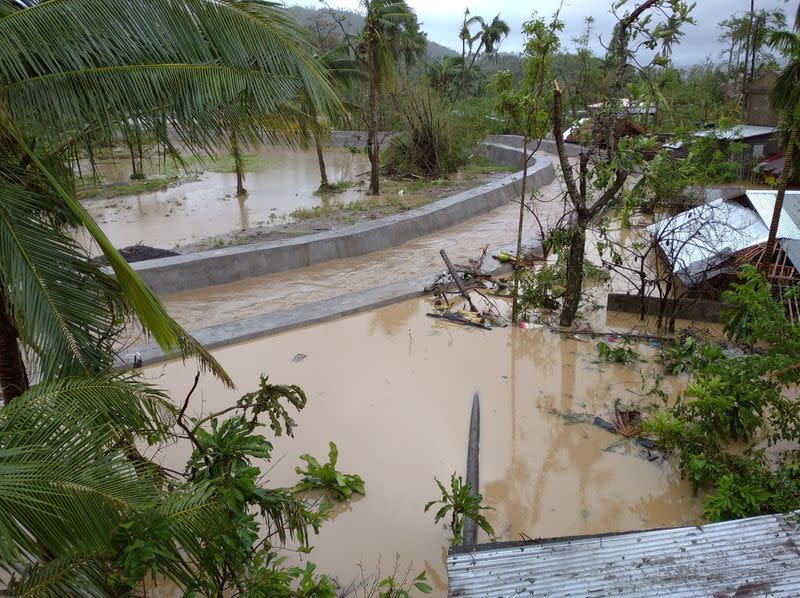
[316,0,795,65]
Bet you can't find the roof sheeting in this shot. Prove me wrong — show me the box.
[746,190,800,240]
[447,512,800,597]
[695,125,777,140]
[647,191,800,285]
[646,198,767,286]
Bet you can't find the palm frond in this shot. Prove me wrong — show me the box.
[0,0,341,151]
[0,162,129,380]
[8,134,234,386]
[5,553,111,598]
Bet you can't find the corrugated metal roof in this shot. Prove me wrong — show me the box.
[695,125,777,140]
[746,190,800,240]
[447,512,800,597]
[646,198,767,286]
[781,239,800,272]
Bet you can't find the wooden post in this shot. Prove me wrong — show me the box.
[440,249,479,312]
[463,392,481,546]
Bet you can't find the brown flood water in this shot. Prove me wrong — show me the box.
[160,170,570,331]
[81,147,369,249]
[144,298,701,596]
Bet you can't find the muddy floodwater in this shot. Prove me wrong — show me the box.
[144,298,701,596]
[81,147,369,249]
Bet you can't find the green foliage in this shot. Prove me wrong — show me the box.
[660,335,725,375]
[375,570,432,598]
[384,84,468,178]
[517,264,565,315]
[237,374,307,437]
[645,267,800,522]
[424,474,495,546]
[596,338,640,364]
[294,442,366,500]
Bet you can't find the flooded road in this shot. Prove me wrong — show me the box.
[81,147,369,249]
[144,298,700,596]
[160,158,569,330]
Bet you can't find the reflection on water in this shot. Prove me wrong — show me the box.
[143,298,701,597]
[81,147,369,249]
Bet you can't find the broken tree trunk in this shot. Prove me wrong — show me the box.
[440,249,479,312]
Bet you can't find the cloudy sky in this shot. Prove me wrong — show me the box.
[319,0,795,65]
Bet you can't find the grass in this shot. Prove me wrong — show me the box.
[177,152,273,174]
[290,156,511,225]
[313,180,354,196]
[77,174,188,200]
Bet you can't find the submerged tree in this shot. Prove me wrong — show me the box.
[552,0,694,328]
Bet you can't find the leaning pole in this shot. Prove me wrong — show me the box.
[462,392,480,545]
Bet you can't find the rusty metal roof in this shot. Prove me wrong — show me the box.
[447,512,800,597]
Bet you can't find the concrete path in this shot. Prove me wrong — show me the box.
[162,152,567,332]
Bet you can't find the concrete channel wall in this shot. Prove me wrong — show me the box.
[484,135,583,158]
[607,293,724,323]
[130,138,555,295]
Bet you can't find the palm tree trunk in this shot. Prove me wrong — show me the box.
[314,133,329,189]
[230,131,246,197]
[763,120,799,264]
[0,289,29,405]
[367,38,380,195]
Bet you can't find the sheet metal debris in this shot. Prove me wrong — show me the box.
[448,511,800,597]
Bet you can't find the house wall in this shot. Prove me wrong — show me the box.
[746,72,780,127]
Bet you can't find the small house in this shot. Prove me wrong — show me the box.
[648,190,800,296]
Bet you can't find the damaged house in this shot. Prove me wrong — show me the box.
[648,190,800,316]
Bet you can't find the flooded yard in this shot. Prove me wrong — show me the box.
[143,298,701,596]
[80,147,369,249]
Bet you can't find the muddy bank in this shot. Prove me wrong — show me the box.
[144,298,700,597]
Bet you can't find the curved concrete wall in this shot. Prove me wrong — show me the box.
[484,134,583,158]
[130,140,554,295]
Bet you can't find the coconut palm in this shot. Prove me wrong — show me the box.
[0,0,341,403]
[428,55,465,94]
[452,13,509,104]
[358,0,422,195]
[305,45,363,190]
[762,29,800,263]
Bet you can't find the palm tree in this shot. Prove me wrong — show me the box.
[452,13,509,104]
[762,29,800,263]
[0,1,345,592]
[358,0,422,195]
[428,55,465,94]
[305,45,363,190]
[660,13,686,61]
[0,0,341,403]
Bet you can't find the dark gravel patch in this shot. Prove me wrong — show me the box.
[93,245,180,265]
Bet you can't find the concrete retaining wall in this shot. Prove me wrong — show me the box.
[484,135,583,158]
[131,140,554,295]
[133,275,434,366]
[607,293,724,323]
